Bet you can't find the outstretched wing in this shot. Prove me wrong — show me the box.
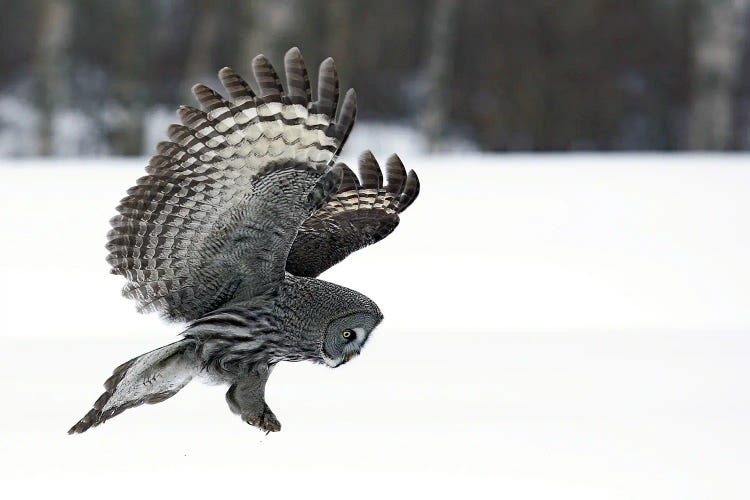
[286,150,419,278]
[106,48,355,321]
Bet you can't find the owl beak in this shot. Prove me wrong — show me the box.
[344,351,358,363]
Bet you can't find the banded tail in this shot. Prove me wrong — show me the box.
[68,340,197,434]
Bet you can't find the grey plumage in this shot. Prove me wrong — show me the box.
[69,47,419,435]
[287,153,419,278]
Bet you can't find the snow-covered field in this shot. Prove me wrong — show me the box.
[1,154,749,499]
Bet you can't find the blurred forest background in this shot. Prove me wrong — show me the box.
[3,0,750,156]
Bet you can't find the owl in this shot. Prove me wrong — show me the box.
[68,48,419,434]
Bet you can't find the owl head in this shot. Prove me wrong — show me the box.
[322,309,382,367]
[280,275,383,367]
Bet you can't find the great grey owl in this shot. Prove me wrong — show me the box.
[68,48,419,434]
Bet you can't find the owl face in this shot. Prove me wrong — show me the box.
[322,311,382,367]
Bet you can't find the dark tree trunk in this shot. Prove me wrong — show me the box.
[687,0,750,150]
[34,0,72,156]
[421,0,459,151]
[110,0,147,155]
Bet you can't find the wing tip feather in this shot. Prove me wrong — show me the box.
[398,169,420,213]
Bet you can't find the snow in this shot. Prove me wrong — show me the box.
[1,154,749,499]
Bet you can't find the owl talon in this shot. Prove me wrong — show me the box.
[244,405,281,433]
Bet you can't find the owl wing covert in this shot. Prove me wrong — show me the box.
[286,150,420,278]
[107,48,356,321]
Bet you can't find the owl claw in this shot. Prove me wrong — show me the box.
[244,404,281,433]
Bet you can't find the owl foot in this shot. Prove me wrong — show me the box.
[244,404,281,434]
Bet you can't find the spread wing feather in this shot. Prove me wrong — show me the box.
[286,151,420,278]
[107,48,354,322]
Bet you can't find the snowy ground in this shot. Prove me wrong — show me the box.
[1,154,749,499]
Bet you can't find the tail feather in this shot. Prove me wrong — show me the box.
[68,340,196,434]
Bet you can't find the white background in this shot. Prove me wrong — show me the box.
[1,155,749,499]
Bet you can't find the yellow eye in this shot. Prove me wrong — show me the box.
[342,329,354,340]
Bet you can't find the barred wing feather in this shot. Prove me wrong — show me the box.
[286,150,420,278]
[107,48,355,322]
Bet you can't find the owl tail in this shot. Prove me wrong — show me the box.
[68,339,198,434]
